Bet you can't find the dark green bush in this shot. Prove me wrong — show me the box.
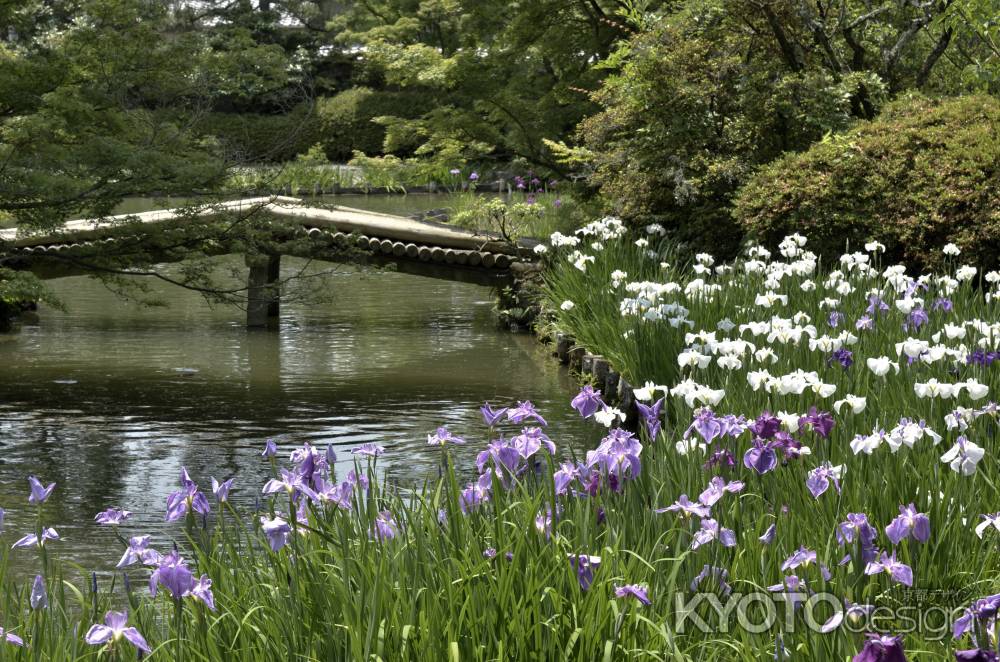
[734,94,1000,272]
[198,105,319,164]
[315,87,431,161]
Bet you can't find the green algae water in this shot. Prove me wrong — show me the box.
[0,195,599,574]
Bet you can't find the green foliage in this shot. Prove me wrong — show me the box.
[329,0,650,174]
[540,220,1000,659]
[0,268,59,307]
[580,0,984,258]
[197,105,320,164]
[315,87,431,160]
[734,94,1000,273]
[451,194,585,241]
[0,0,231,230]
[942,0,1000,90]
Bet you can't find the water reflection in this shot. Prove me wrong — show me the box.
[0,249,599,574]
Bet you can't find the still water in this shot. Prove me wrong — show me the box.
[0,195,598,575]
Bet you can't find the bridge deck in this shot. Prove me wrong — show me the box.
[0,196,537,257]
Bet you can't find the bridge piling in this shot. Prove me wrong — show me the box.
[246,254,281,329]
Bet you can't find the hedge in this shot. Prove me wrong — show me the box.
[197,104,319,164]
[315,87,432,161]
[733,94,1000,272]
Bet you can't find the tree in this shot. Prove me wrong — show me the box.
[322,0,658,173]
[577,0,987,257]
[734,94,1000,272]
[0,0,322,314]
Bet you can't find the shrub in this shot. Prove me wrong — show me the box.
[198,104,320,163]
[734,94,1000,272]
[315,87,430,161]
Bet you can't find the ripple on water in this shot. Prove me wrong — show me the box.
[0,255,600,575]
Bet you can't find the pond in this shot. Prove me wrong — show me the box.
[0,195,600,576]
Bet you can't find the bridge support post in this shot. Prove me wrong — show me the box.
[246,254,281,329]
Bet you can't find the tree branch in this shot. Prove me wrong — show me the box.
[916,25,953,87]
[755,2,804,72]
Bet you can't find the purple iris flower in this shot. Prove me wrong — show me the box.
[885,504,930,545]
[967,350,1000,367]
[569,554,600,591]
[211,477,234,502]
[853,633,907,662]
[830,348,854,368]
[483,547,497,559]
[262,439,278,457]
[655,494,711,518]
[291,443,329,481]
[698,476,744,507]
[687,408,723,444]
[781,547,817,571]
[345,469,369,490]
[94,508,131,525]
[720,414,748,438]
[759,523,777,545]
[766,575,808,607]
[553,462,580,495]
[313,477,353,510]
[866,295,890,317]
[262,469,318,501]
[636,398,664,440]
[0,628,23,647]
[371,511,399,542]
[806,463,842,499]
[428,426,465,446]
[27,476,55,504]
[12,527,59,549]
[480,403,508,427]
[460,481,489,514]
[351,443,384,457]
[149,550,195,598]
[750,411,781,439]
[865,551,913,586]
[507,401,547,426]
[933,297,953,312]
[904,307,930,332]
[116,536,162,569]
[165,468,211,522]
[469,172,479,181]
[828,311,845,328]
[837,513,878,565]
[691,518,736,550]
[614,584,651,606]
[85,611,151,654]
[30,575,47,610]
[743,439,779,474]
[571,385,605,419]
[476,438,520,474]
[260,515,292,551]
[586,428,642,479]
[535,507,558,538]
[690,565,732,596]
[703,447,736,471]
[773,431,807,460]
[512,427,555,459]
[191,575,215,611]
[799,407,835,438]
[953,594,1000,639]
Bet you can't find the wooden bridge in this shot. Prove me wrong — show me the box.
[0,196,541,327]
